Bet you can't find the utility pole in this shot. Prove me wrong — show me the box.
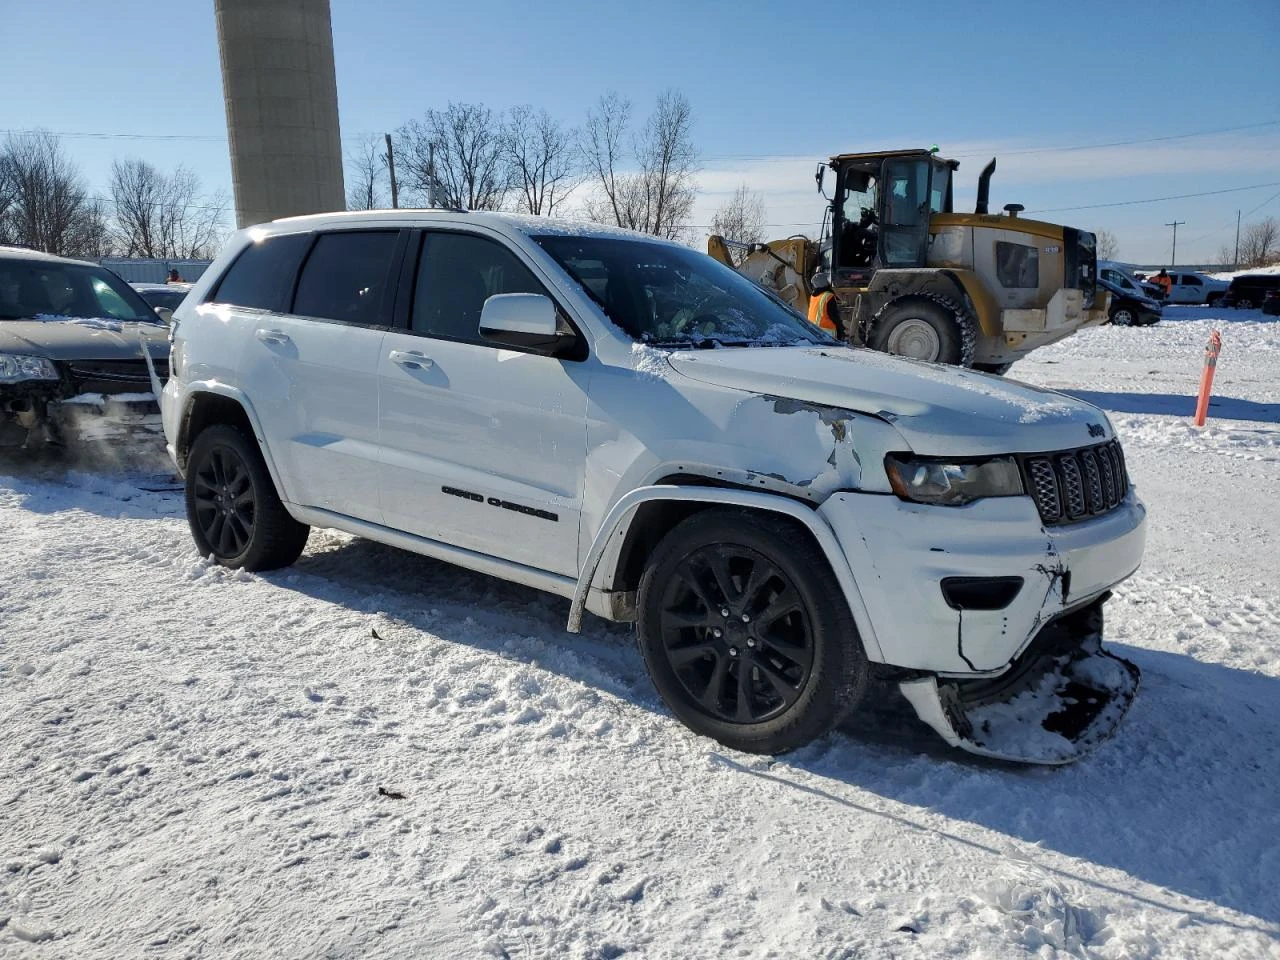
[383,133,399,209]
[1234,209,1242,268]
[427,141,437,207]
[1165,220,1185,266]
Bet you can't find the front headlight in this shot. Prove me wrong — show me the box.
[0,354,59,383]
[885,454,1024,506]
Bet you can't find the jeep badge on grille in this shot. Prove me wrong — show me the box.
[1087,422,1105,438]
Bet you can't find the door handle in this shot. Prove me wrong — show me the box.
[255,328,291,345]
[389,349,433,370]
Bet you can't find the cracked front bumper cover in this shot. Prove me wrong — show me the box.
[898,600,1140,764]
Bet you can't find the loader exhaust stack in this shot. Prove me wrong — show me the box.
[975,157,997,215]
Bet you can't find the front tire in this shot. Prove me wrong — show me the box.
[185,424,309,570]
[636,509,868,754]
[868,296,976,366]
[1111,307,1136,326]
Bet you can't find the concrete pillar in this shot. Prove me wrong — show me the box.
[215,0,345,228]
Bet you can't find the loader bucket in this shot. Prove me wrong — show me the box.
[899,631,1140,765]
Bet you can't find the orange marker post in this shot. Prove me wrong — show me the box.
[1193,330,1222,427]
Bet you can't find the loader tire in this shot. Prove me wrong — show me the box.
[185,424,309,571]
[636,509,868,754]
[867,295,977,367]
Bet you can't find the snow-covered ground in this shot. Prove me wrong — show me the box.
[3,306,1279,959]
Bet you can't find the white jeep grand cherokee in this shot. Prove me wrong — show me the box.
[162,211,1146,764]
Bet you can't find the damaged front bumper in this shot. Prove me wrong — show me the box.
[819,489,1146,763]
[2,384,161,448]
[899,598,1140,764]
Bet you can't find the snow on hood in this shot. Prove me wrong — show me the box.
[665,345,1113,456]
[0,317,169,362]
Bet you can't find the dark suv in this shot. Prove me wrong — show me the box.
[1222,273,1280,309]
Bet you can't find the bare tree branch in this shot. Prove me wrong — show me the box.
[1095,229,1119,261]
[396,103,508,211]
[0,131,109,258]
[581,90,698,239]
[506,105,580,216]
[710,185,767,264]
[345,135,387,210]
[108,158,227,259]
[1239,217,1279,268]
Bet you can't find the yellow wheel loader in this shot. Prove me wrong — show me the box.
[708,149,1110,370]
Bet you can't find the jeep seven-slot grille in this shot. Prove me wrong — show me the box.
[1021,440,1128,525]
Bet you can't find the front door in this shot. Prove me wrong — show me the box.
[378,229,590,577]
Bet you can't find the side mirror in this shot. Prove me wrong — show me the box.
[479,293,570,353]
[154,306,174,324]
[815,163,826,197]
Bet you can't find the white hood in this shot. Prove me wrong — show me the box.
[666,346,1112,456]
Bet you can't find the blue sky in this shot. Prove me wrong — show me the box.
[4,0,1278,263]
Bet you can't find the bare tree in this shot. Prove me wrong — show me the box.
[1239,216,1279,268]
[1215,243,1236,268]
[1095,229,1119,261]
[396,103,508,210]
[582,91,641,229]
[582,89,699,239]
[710,185,768,264]
[109,158,227,259]
[0,131,109,257]
[345,135,387,210]
[506,105,580,216]
[637,90,698,240]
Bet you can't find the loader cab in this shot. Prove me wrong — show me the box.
[827,150,957,276]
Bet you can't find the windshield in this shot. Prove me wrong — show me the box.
[0,258,159,322]
[534,234,836,347]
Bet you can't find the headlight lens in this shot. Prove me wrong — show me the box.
[0,353,59,383]
[885,454,1023,506]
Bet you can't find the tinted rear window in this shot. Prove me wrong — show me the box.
[293,231,399,326]
[209,233,311,311]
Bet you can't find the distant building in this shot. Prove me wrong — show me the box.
[99,258,213,284]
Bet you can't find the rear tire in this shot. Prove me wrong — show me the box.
[185,424,309,570]
[636,509,868,754]
[868,296,976,366]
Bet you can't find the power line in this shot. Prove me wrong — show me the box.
[4,117,1277,161]
[1031,181,1280,213]
[948,119,1280,159]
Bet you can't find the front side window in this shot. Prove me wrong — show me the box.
[996,242,1039,288]
[0,259,157,322]
[411,232,546,344]
[1182,275,1202,286]
[210,233,311,312]
[930,165,951,213]
[293,231,398,326]
[535,234,834,347]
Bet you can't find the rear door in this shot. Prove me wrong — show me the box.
[377,228,590,577]
[236,228,405,523]
[1171,273,1203,303]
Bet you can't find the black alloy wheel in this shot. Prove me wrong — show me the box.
[184,423,309,570]
[658,543,814,724]
[637,510,868,754]
[192,443,255,558]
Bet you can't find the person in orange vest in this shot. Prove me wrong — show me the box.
[1153,269,1171,299]
[807,273,841,338]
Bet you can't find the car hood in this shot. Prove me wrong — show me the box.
[666,346,1112,456]
[0,318,169,361]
